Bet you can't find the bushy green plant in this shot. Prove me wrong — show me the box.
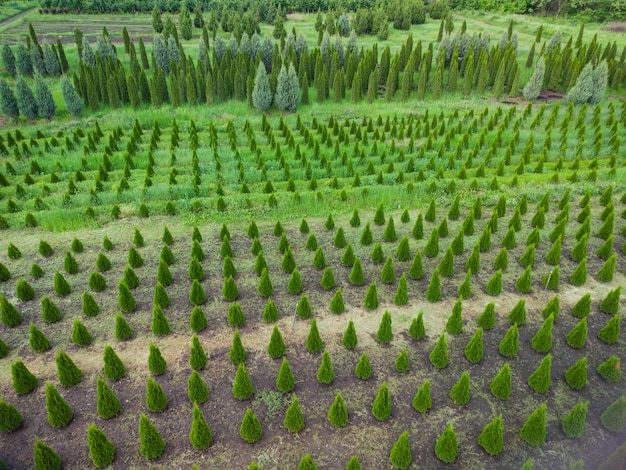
[355,351,371,380]
[364,281,379,309]
[0,398,22,433]
[117,281,136,313]
[561,401,589,438]
[115,313,132,341]
[598,315,621,344]
[597,356,621,382]
[412,380,431,412]
[425,269,441,302]
[189,335,207,370]
[146,376,167,412]
[572,293,591,318]
[284,393,304,432]
[424,229,439,257]
[449,371,471,405]
[389,431,412,469]
[190,306,208,332]
[531,314,554,353]
[128,246,144,268]
[276,357,295,393]
[45,382,73,428]
[313,246,326,269]
[189,402,212,449]
[508,299,526,325]
[41,296,61,323]
[372,382,392,421]
[148,342,167,375]
[464,328,483,363]
[151,305,170,336]
[528,354,552,393]
[486,270,502,296]
[287,269,303,294]
[600,286,621,314]
[72,319,92,346]
[187,370,208,404]
[565,357,587,390]
[29,322,50,352]
[56,350,82,387]
[498,324,519,357]
[376,311,393,343]
[600,396,626,432]
[317,350,334,384]
[34,438,61,470]
[297,294,312,319]
[330,289,345,314]
[233,363,254,400]
[446,300,463,335]
[430,333,448,369]
[240,408,263,443]
[12,360,37,394]
[96,375,120,419]
[477,303,495,329]
[88,271,106,292]
[341,319,357,349]
[569,257,587,286]
[490,363,511,400]
[328,391,348,427]
[54,270,71,297]
[435,423,458,463]
[81,291,99,317]
[478,415,504,456]
[139,413,165,458]
[520,403,547,446]
[371,243,385,263]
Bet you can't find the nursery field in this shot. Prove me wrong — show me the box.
[0,97,624,470]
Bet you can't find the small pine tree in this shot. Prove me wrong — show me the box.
[118,281,136,313]
[565,357,587,390]
[486,270,503,296]
[148,342,167,375]
[72,319,92,346]
[424,229,439,257]
[376,311,393,343]
[103,346,126,380]
[572,293,591,318]
[306,318,323,353]
[449,371,471,405]
[478,415,504,456]
[276,357,295,393]
[508,299,526,325]
[190,279,207,305]
[364,281,379,309]
[240,408,262,443]
[267,325,286,359]
[139,413,165,458]
[409,311,425,339]
[569,257,587,286]
[96,376,120,419]
[288,269,303,294]
[408,250,424,280]
[233,363,254,400]
[464,328,483,363]
[189,335,207,370]
[498,324,519,357]
[435,423,458,463]
[56,350,82,387]
[520,404,547,446]
[54,270,71,296]
[89,271,106,292]
[531,314,554,353]
[284,393,304,432]
[33,439,61,470]
[12,360,37,394]
[263,299,279,323]
[598,315,621,344]
[389,431,412,469]
[600,396,626,432]
[490,363,511,400]
[396,348,409,372]
[561,401,589,438]
[425,270,441,302]
[151,305,170,336]
[313,247,326,269]
[328,391,348,427]
[115,313,132,341]
[342,320,357,348]
[372,382,392,421]
[0,398,23,433]
[355,351,372,379]
[317,350,335,384]
[349,258,365,285]
[29,322,50,352]
[146,376,167,412]
[45,382,73,427]
[187,370,208,404]
[330,289,345,314]
[430,333,448,369]
[190,306,207,332]
[41,296,62,323]
[189,402,212,449]
[446,300,463,335]
[0,295,21,327]
[477,303,495,329]
[597,356,621,382]
[600,286,621,314]
[412,381,432,412]
[528,354,552,393]
[297,295,312,319]
[82,291,99,317]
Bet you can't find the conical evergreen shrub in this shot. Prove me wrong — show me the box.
[486,270,502,296]
[435,423,458,463]
[12,360,37,394]
[233,363,254,400]
[376,311,392,344]
[360,222,373,246]
[561,401,589,438]
[572,293,591,318]
[29,322,50,352]
[139,413,165,458]
[449,371,471,405]
[446,300,463,335]
[306,318,323,353]
[284,394,304,432]
[457,270,472,299]
[189,335,207,370]
[541,295,560,320]
[598,315,621,344]
[412,381,431,412]
[490,363,511,400]
[408,250,424,280]
[148,342,167,375]
[330,289,345,314]
[569,257,587,286]
[190,306,208,332]
[597,254,617,282]
[0,294,21,327]
[597,356,621,382]
[0,399,23,433]
[288,269,303,294]
[82,291,99,317]
[222,276,238,301]
[528,354,552,393]
[63,251,79,275]
[72,319,92,346]
[493,248,508,271]
[118,281,136,313]
[396,348,409,372]
[153,282,170,309]
[372,382,392,420]
[466,245,480,274]
[327,391,347,426]
[600,286,621,314]
[189,402,212,449]
[257,268,273,297]
[229,329,247,365]
[389,431,412,469]
[520,404,547,446]
[282,247,296,273]
[276,357,295,393]
[384,217,397,242]
[151,305,170,336]
[103,346,125,380]
[464,328,483,363]
[425,270,441,302]
[263,299,279,323]
[56,350,82,387]
[396,236,410,261]
[34,439,61,470]
[188,256,205,281]
[508,299,526,325]
[477,303,495,329]
[297,295,311,319]
[498,324,519,357]
[478,415,504,456]
[371,243,385,263]
[430,333,448,369]
[54,270,71,296]
[89,271,106,292]
[364,281,379,309]
[424,229,439,257]
[128,246,144,268]
[268,325,286,359]
[115,313,132,341]
[0,337,8,358]
[96,375,120,419]
[313,247,326,269]
[334,227,347,248]
[380,257,396,284]
[342,320,357,349]
[41,296,61,323]
[349,258,365,285]
[409,311,425,339]
[515,266,532,294]
[240,408,262,443]
[146,376,167,412]
[601,396,626,432]
[317,350,334,384]
[45,382,73,427]
[355,351,371,380]
[531,314,554,353]
[157,259,172,286]
[189,279,206,305]
[341,243,356,267]
[187,370,208,404]
[565,357,587,390]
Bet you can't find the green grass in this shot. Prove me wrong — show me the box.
[0,1,36,24]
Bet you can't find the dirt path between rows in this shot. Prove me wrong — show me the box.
[0,7,37,31]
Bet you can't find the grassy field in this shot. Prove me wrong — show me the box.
[0,1,36,24]
[0,8,624,470]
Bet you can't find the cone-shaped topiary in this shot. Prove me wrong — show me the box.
[328,288,344,314]
[380,257,396,284]
[531,314,554,353]
[376,311,393,344]
[457,270,472,300]
[189,335,207,370]
[282,246,296,273]
[146,376,167,412]
[56,350,82,387]
[151,305,170,336]
[520,244,536,269]
[394,274,409,306]
[334,227,347,248]
[424,229,439,257]
[12,360,37,394]
[46,382,73,427]
[572,293,591,318]
[396,236,410,261]
[412,381,431,413]
[446,300,463,335]
[29,322,50,352]
[498,324,519,357]
[597,356,621,382]
[360,222,373,246]
[0,337,8,358]
[162,226,174,246]
[600,396,626,432]
[464,328,483,364]
[284,394,304,432]
[508,299,526,325]
[306,318,323,353]
[493,248,508,271]
[374,204,386,225]
[435,423,458,463]
[0,398,22,433]
[41,296,61,323]
[240,408,263,443]
[528,354,552,393]
[328,391,348,426]
[486,269,502,296]
[230,329,247,365]
[72,319,92,346]
[97,375,120,419]
[341,243,356,267]
[148,342,167,375]
[263,299,279,323]
[233,363,254,400]
[317,350,335,384]
[425,269,441,302]
[408,311,425,340]
[384,217,397,242]
[562,401,589,438]
[189,279,206,305]
[54,270,71,297]
[190,306,208,332]
[520,403,547,446]
[569,257,587,286]
[413,214,424,239]
[389,431,412,469]
[408,250,424,280]
[123,265,140,289]
[288,269,303,294]
[341,320,357,349]
[128,246,144,268]
[153,282,170,309]
[565,317,587,349]
[297,295,311,319]
[118,281,136,313]
[541,295,560,321]
[395,348,409,372]
[157,259,172,286]
[0,294,21,327]
[349,258,364,285]
[34,438,61,470]
[82,291,99,317]
[478,415,504,456]
[16,278,35,301]
[598,315,621,344]
[449,371,471,405]
[268,325,286,359]
[466,245,480,274]
[430,333,448,369]
[490,363,511,400]
[189,402,212,449]
[63,251,79,275]
[223,256,236,279]
[276,357,295,393]
[364,281,379,309]
[188,256,205,281]
[139,413,165,458]
[565,357,588,390]
[600,286,621,314]
[222,276,239,301]
[515,266,532,294]
[313,247,326,269]
[0,262,9,282]
[187,370,208,404]
[220,238,233,258]
[355,351,371,380]
[89,271,106,292]
[103,345,125,380]
[115,313,132,341]
[372,382,392,420]
[371,243,385,264]
[477,303,495,330]
[597,254,617,282]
